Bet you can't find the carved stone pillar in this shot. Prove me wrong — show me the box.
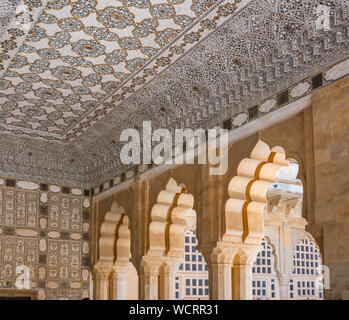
[139,257,162,300]
[202,244,237,300]
[231,246,260,300]
[158,258,181,300]
[93,264,113,300]
[110,263,130,300]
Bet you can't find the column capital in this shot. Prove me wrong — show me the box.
[209,242,241,265]
[94,264,113,280]
[140,255,164,275]
[160,257,182,274]
[235,244,262,266]
[110,262,131,279]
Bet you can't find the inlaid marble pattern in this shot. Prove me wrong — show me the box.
[0,179,91,300]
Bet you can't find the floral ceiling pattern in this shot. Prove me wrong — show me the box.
[0,0,227,140]
[0,0,348,188]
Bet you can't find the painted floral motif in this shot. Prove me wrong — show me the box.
[7,28,25,37]
[26,26,46,42]
[47,111,63,121]
[38,12,57,24]
[46,0,70,10]
[71,0,97,17]
[48,32,71,49]
[72,39,106,58]
[91,92,106,100]
[126,58,147,72]
[151,4,175,19]
[123,0,150,8]
[93,64,114,75]
[141,47,158,57]
[42,79,71,89]
[9,56,28,69]
[51,66,82,81]
[20,73,41,82]
[84,27,118,41]
[133,18,158,37]
[30,60,50,73]
[15,82,33,94]
[156,29,181,47]
[81,73,101,87]
[37,48,61,60]
[8,94,26,102]
[81,100,97,110]
[3,101,18,112]
[21,106,46,116]
[2,40,17,51]
[96,7,135,29]
[174,15,194,28]
[54,104,72,112]
[101,81,120,93]
[2,70,18,78]
[0,80,11,90]
[63,94,80,105]
[61,56,92,68]
[72,86,91,96]
[58,18,84,32]
[19,44,36,53]
[118,37,142,50]
[200,18,216,29]
[191,0,217,16]
[24,0,43,7]
[104,49,127,65]
[35,88,63,100]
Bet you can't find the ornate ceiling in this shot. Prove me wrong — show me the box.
[0,0,348,188]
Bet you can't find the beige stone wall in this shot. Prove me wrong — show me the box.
[307,77,349,300]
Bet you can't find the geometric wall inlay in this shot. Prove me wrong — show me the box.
[0,177,91,300]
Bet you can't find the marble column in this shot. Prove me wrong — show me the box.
[93,264,112,300]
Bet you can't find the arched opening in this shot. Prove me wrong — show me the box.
[93,202,138,300]
[141,178,196,300]
[219,140,291,300]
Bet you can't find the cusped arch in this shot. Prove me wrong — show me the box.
[148,177,195,259]
[98,202,125,265]
[223,140,291,246]
[97,201,131,265]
